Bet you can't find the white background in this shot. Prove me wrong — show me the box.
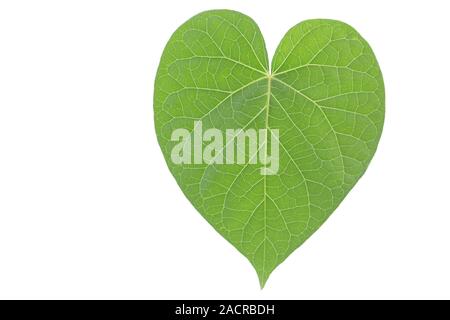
[0,0,449,299]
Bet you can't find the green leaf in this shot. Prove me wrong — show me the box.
[154,9,384,287]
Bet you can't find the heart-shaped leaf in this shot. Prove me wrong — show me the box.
[154,10,384,287]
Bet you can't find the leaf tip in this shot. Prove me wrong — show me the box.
[257,271,269,289]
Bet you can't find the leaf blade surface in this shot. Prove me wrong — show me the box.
[154,10,384,287]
